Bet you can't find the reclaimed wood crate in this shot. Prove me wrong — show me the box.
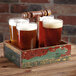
[4,40,71,68]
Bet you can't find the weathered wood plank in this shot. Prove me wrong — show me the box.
[0,43,4,57]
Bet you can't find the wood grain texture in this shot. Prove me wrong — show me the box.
[0,43,76,76]
[0,43,4,57]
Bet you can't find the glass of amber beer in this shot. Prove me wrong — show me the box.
[9,18,29,46]
[16,22,37,50]
[43,19,63,46]
[38,16,54,47]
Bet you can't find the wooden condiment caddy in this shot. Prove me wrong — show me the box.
[4,10,71,68]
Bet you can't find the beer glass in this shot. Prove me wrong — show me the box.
[16,22,37,50]
[9,18,29,46]
[38,16,54,47]
[43,19,63,46]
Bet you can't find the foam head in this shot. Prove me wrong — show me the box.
[16,22,37,31]
[9,18,29,26]
[43,19,63,29]
[39,15,54,21]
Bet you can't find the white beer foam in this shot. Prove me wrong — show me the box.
[40,15,54,21]
[17,22,37,31]
[9,18,29,26]
[43,19,63,29]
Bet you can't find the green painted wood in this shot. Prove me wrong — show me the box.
[22,48,68,63]
[21,47,71,68]
[21,56,70,68]
[4,45,20,67]
[4,41,71,68]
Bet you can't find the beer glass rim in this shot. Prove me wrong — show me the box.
[9,17,29,20]
[43,18,63,29]
[9,17,29,22]
[16,22,37,31]
[9,17,29,26]
[39,15,54,21]
[43,18,63,23]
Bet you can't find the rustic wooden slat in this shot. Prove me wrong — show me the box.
[0,43,4,57]
[0,43,76,76]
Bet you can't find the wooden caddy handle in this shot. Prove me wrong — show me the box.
[22,9,52,19]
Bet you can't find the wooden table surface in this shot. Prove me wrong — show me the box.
[0,43,76,76]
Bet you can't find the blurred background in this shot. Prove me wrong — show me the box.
[0,0,76,44]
